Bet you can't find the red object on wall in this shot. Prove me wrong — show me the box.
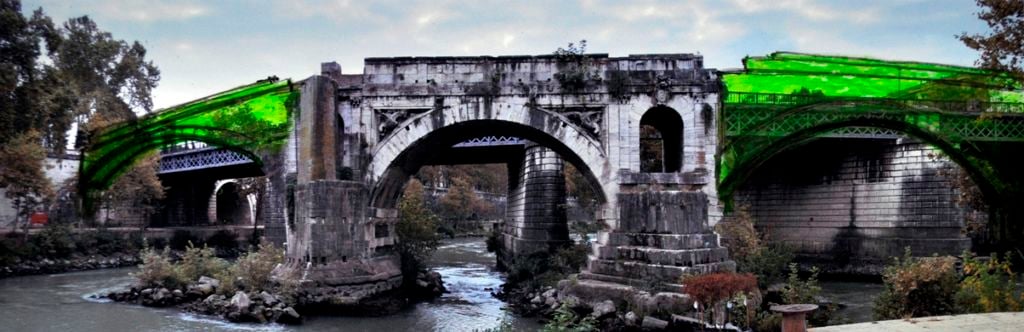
[30,212,48,225]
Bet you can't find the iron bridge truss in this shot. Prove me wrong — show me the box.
[159,136,526,174]
[724,92,1024,142]
[158,147,254,174]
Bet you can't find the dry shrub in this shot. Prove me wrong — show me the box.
[176,243,229,284]
[873,249,960,320]
[957,251,1024,313]
[216,242,284,294]
[134,247,183,289]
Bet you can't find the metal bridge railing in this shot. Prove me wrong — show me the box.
[725,92,1024,114]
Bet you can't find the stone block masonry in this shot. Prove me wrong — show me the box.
[501,144,570,264]
[737,138,974,272]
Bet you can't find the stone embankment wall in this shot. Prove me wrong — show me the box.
[736,138,975,272]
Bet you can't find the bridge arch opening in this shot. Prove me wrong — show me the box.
[722,112,998,266]
[371,119,608,210]
[214,181,252,225]
[640,106,683,173]
[721,115,999,206]
[370,117,608,271]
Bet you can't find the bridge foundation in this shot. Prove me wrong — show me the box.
[499,144,571,267]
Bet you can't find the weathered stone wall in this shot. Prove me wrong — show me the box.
[736,138,973,270]
[502,145,570,261]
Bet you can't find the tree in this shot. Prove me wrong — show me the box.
[0,130,53,232]
[439,177,490,222]
[104,152,164,228]
[959,0,1024,78]
[396,179,441,280]
[0,0,46,145]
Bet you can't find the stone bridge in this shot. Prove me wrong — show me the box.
[258,55,733,304]
[80,51,1024,306]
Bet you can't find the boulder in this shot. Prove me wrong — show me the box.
[277,307,302,325]
[198,276,220,289]
[624,311,638,326]
[590,300,616,318]
[195,283,215,295]
[259,291,278,306]
[230,291,251,311]
[641,316,669,330]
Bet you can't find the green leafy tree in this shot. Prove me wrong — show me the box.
[0,0,66,147]
[960,0,1024,79]
[396,179,441,281]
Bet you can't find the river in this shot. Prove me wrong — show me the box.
[0,238,539,331]
[0,238,882,331]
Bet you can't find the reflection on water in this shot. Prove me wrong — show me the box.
[0,238,540,332]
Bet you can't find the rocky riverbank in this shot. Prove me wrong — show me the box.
[497,277,736,331]
[102,270,447,325]
[0,253,140,278]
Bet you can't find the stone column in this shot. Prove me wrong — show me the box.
[501,144,571,265]
[274,75,402,307]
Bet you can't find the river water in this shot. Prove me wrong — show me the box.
[0,238,539,331]
[0,238,881,331]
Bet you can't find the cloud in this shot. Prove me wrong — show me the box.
[728,0,881,24]
[96,0,209,22]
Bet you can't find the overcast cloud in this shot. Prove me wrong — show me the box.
[23,0,989,110]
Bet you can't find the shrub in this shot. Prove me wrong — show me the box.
[873,249,959,320]
[506,251,553,288]
[134,246,184,289]
[781,264,821,304]
[32,223,75,258]
[715,207,760,259]
[956,251,1024,313]
[0,234,34,264]
[551,244,589,276]
[716,206,794,287]
[75,230,124,255]
[683,272,760,327]
[216,242,283,294]
[684,272,759,308]
[176,243,229,284]
[740,243,794,288]
[541,300,597,332]
[780,264,839,326]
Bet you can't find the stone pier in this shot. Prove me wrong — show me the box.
[500,144,571,266]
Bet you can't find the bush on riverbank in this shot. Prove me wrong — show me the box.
[0,224,145,265]
[134,242,284,293]
[873,250,960,320]
[956,251,1024,313]
[873,249,1024,320]
[715,206,794,288]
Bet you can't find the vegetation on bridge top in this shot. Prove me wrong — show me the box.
[723,52,1024,107]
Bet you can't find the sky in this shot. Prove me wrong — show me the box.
[22,0,992,110]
